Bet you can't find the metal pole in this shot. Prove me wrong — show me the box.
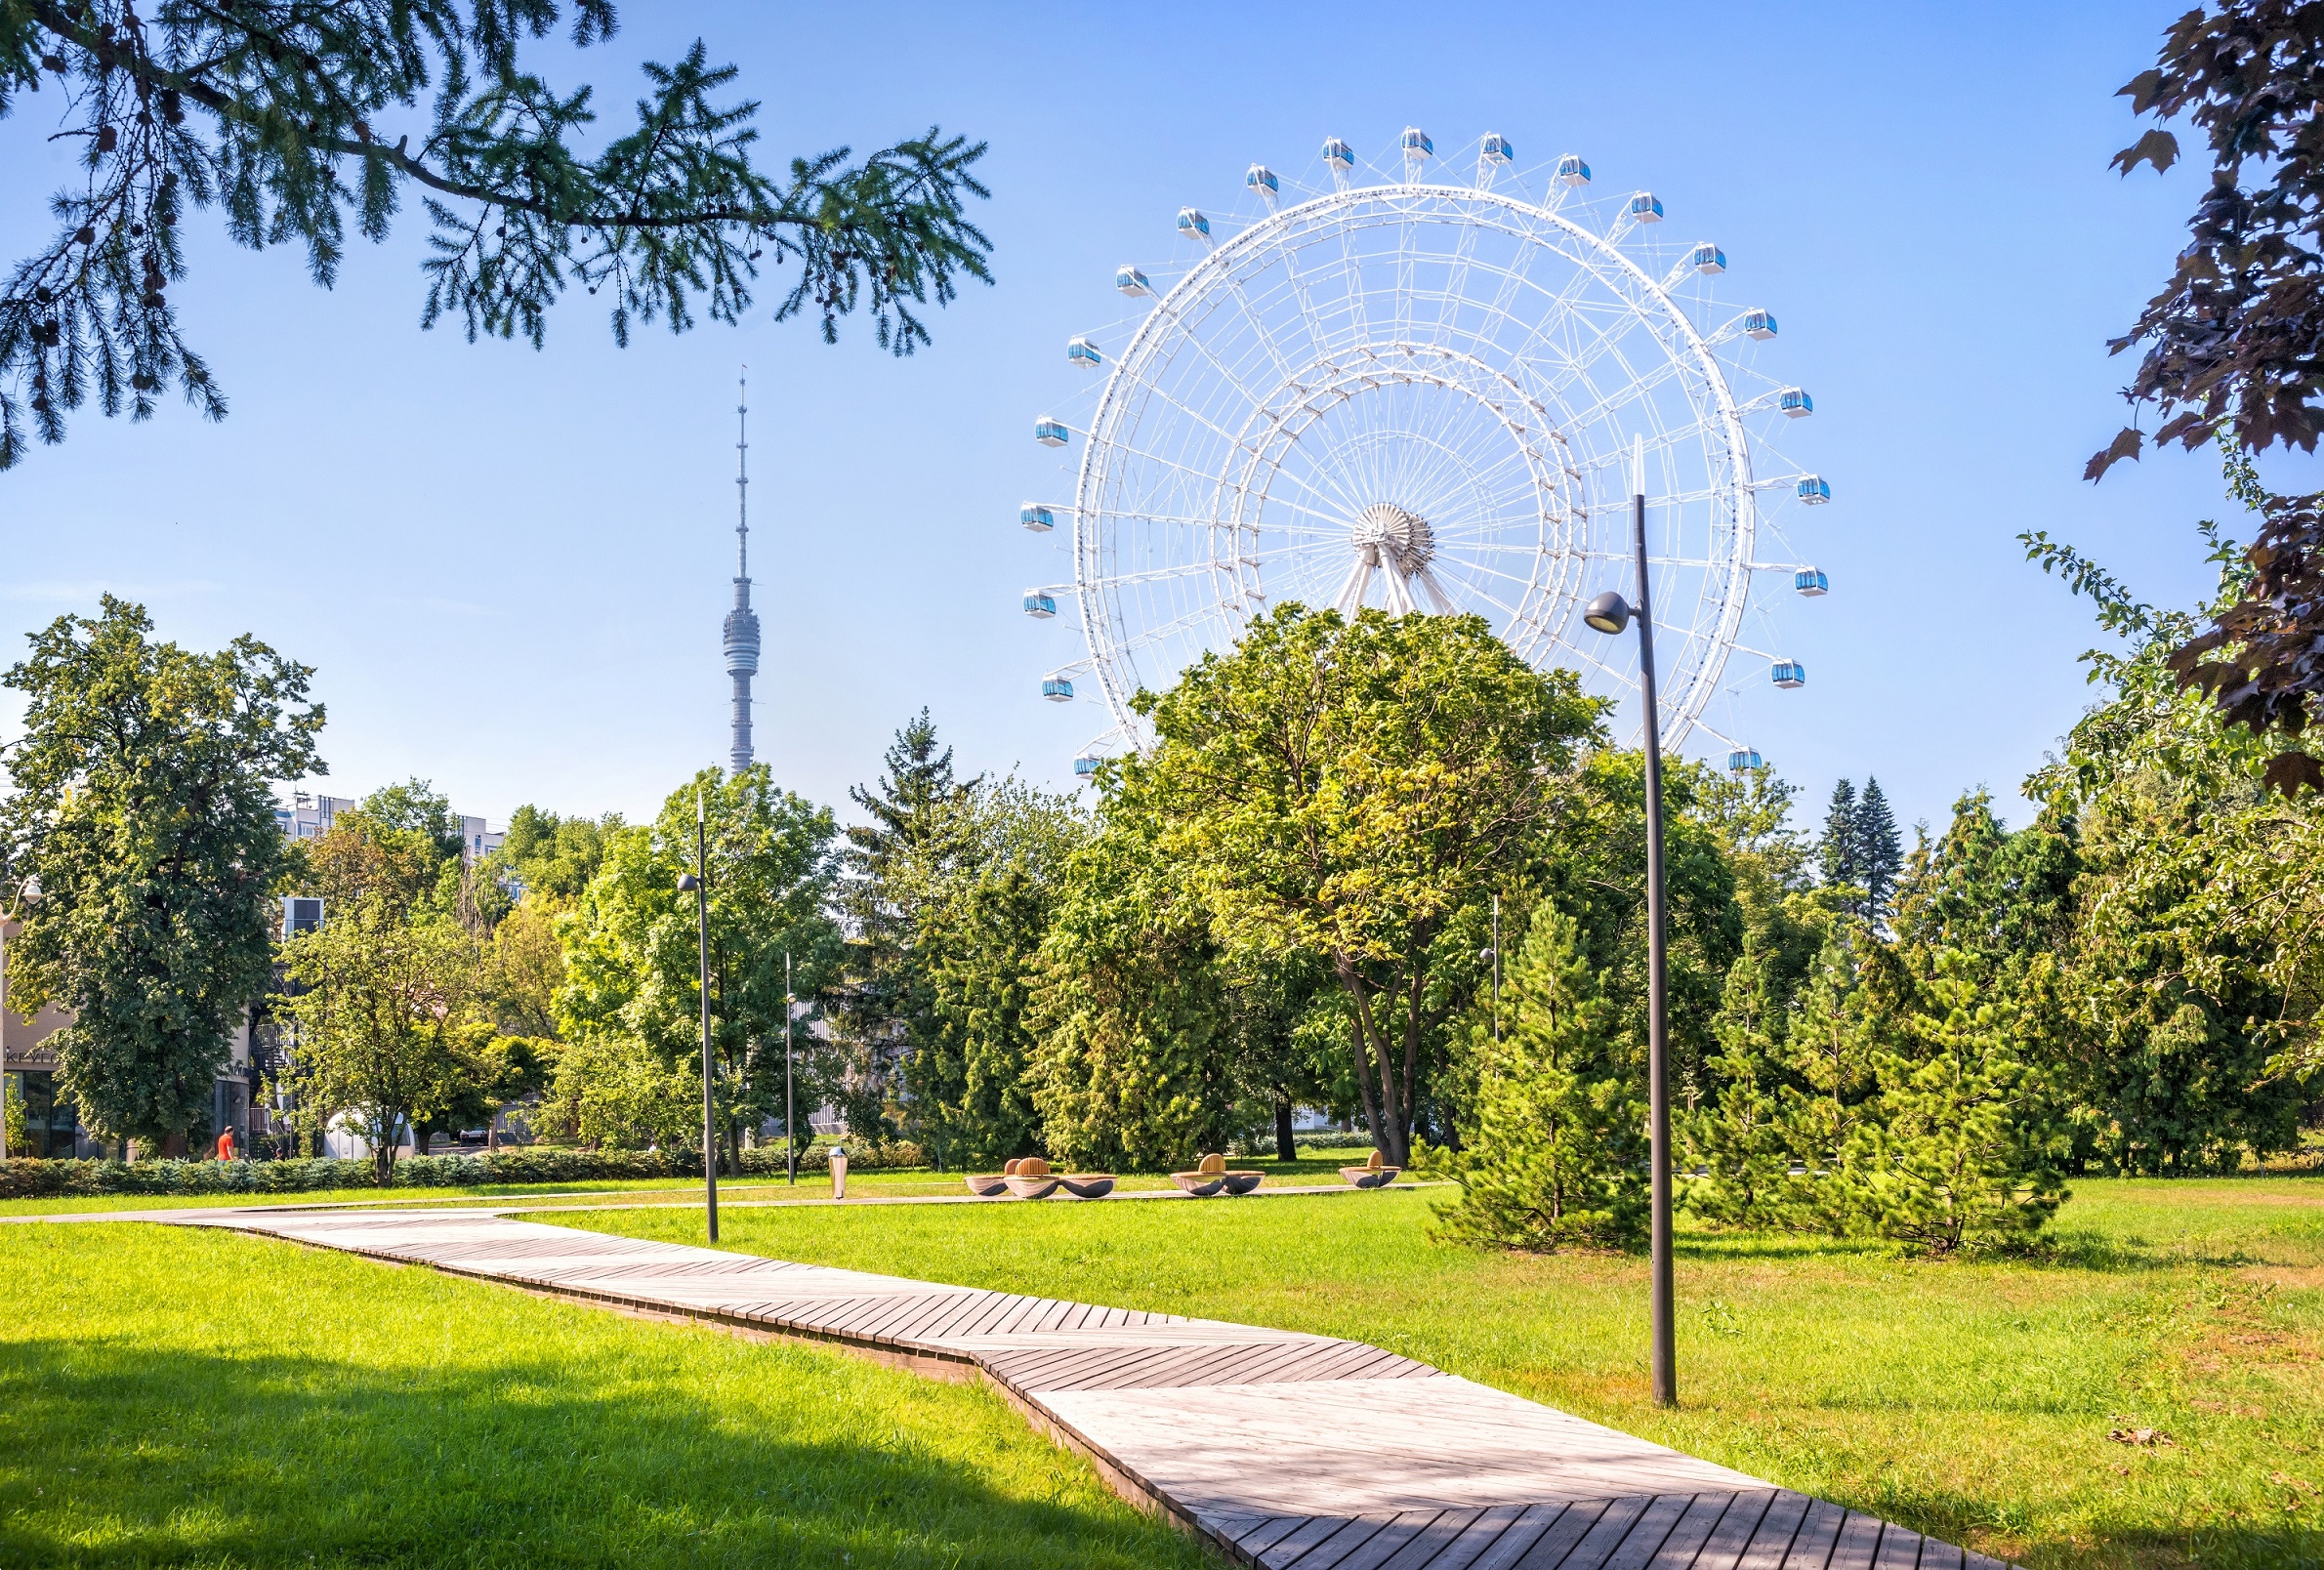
[784,949,796,1185]
[1491,894,1501,1044]
[0,917,10,1163]
[1633,437,1676,1410]
[696,787,718,1241]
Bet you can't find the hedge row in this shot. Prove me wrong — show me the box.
[0,1137,923,1199]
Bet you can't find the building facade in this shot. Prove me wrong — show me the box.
[2,791,503,1160]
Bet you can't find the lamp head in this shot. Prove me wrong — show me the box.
[676,872,701,892]
[1583,591,1633,636]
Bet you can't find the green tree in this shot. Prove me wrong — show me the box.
[1817,778,1858,893]
[1430,907,1646,1252]
[1830,951,2071,1254]
[1028,801,1246,1174]
[0,596,322,1151]
[905,778,1086,1169]
[275,890,491,1183]
[831,711,976,1146]
[1133,605,1601,1166]
[555,766,842,1169]
[1853,778,1902,925]
[0,2,993,468]
[488,805,618,905]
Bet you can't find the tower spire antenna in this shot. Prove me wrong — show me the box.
[723,367,762,775]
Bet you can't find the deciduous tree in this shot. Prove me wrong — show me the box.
[1131,605,1601,1166]
[0,596,322,1150]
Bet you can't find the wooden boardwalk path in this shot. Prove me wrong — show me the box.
[177,1207,2009,1570]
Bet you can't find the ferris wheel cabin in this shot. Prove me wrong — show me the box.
[1020,503,1056,532]
[1796,569,1829,597]
[1690,242,1726,274]
[1402,127,1434,160]
[1067,336,1103,370]
[1034,417,1070,447]
[1322,138,1354,172]
[1246,164,1279,197]
[1073,756,1103,778]
[1796,475,1831,505]
[1022,592,1058,619]
[1778,389,1813,419]
[1728,748,1764,773]
[1481,133,1515,164]
[1556,154,1591,186]
[1042,678,1075,703]
[1629,192,1664,223]
[1115,265,1151,297]
[1177,207,1211,239]
[1771,660,1806,689]
[1744,309,1778,340]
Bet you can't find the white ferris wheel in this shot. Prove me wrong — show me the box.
[1019,128,1830,776]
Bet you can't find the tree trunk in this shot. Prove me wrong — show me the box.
[1274,1092,1296,1163]
[1341,993,1386,1159]
[162,1132,188,1160]
[1339,965,1408,1166]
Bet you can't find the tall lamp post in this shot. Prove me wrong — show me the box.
[783,949,797,1186]
[1582,436,1677,1410]
[676,788,718,1242]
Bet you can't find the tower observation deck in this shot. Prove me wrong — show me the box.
[725,371,761,775]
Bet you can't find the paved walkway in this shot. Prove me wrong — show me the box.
[172,1207,2010,1570]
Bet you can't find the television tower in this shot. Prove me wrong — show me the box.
[723,370,761,776]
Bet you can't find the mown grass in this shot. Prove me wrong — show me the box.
[550,1177,2324,1570]
[0,1222,1204,1570]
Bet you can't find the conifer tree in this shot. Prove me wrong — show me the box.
[833,711,976,1145]
[1774,926,1888,1234]
[0,3,994,469]
[1817,779,1859,894]
[1852,777,1904,925]
[1680,934,1801,1230]
[1832,950,2070,1253]
[1431,907,1646,1251]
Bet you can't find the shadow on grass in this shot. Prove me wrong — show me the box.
[0,1336,1200,1570]
[1829,1475,2324,1570]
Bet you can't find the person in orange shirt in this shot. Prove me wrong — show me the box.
[216,1127,235,1162]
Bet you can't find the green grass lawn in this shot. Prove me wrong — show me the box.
[546,1177,2324,1570]
[0,1221,1203,1570]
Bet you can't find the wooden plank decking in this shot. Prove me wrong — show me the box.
[174,1208,2010,1570]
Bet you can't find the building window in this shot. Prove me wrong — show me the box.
[5,1070,80,1159]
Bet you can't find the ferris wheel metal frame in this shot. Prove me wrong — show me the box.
[1018,129,1829,775]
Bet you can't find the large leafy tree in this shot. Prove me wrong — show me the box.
[0,596,322,1151]
[1131,605,1601,1166]
[1027,801,1246,1174]
[0,0,993,469]
[277,789,532,1170]
[554,765,842,1169]
[903,778,1085,1169]
[2094,4,2324,790]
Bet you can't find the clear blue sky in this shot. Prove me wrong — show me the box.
[4,1,2305,840]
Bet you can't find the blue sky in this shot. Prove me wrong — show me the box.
[2,0,2302,841]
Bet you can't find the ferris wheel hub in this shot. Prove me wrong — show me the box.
[1351,502,1435,575]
